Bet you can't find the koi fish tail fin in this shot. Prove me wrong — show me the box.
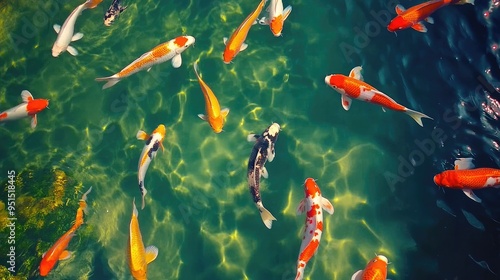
[257,203,276,229]
[453,0,474,5]
[405,108,433,127]
[95,75,121,89]
[84,0,103,9]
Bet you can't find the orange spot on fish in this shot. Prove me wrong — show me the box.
[174,36,188,47]
[0,112,7,119]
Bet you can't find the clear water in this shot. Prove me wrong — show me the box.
[1,0,499,279]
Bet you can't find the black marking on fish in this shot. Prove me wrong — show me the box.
[148,140,160,159]
[104,0,127,26]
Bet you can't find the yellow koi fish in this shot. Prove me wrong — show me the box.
[193,61,229,133]
[128,198,158,280]
[223,0,267,63]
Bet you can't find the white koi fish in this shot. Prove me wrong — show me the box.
[0,90,48,128]
[295,178,334,280]
[247,123,280,229]
[136,125,166,209]
[95,35,195,89]
[258,0,292,36]
[52,0,103,57]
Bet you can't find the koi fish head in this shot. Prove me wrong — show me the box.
[304,178,321,198]
[324,74,346,93]
[209,118,225,134]
[39,258,56,277]
[270,15,284,36]
[52,45,64,57]
[433,171,453,187]
[153,124,166,140]
[223,49,235,64]
[27,99,49,115]
[387,16,410,32]
[173,36,195,52]
[372,255,388,264]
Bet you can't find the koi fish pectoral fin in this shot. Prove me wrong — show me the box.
[221,108,230,118]
[349,66,363,80]
[31,115,38,129]
[425,17,434,24]
[198,114,207,121]
[145,246,159,264]
[59,250,73,261]
[463,189,482,203]
[53,24,61,33]
[258,17,269,25]
[395,4,406,15]
[21,90,34,102]
[296,198,306,215]
[261,167,269,178]
[283,6,292,21]
[411,22,427,32]
[240,43,248,52]
[136,130,150,141]
[454,158,475,170]
[321,197,334,214]
[341,95,352,111]
[247,134,260,142]
[223,37,228,45]
[67,45,79,56]
[172,54,182,68]
[351,269,364,280]
[71,32,84,42]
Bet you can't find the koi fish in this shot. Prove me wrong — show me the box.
[434,157,500,203]
[387,0,474,33]
[223,0,267,64]
[104,0,127,26]
[295,178,334,280]
[96,36,195,89]
[52,0,103,57]
[136,125,166,209]
[39,186,92,277]
[0,90,48,128]
[351,255,389,280]
[128,198,159,280]
[258,0,292,36]
[325,66,432,127]
[193,61,229,133]
[247,122,280,229]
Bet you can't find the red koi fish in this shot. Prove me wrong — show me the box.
[387,0,474,33]
[0,90,48,128]
[351,255,389,280]
[39,186,92,276]
[295,178,334,280]
[434,158,500,203]
[325,66,432,127]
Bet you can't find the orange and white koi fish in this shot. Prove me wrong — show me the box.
[193,61,229,133]
[295,178,334,280]
[258,0,292,36]
[128,198,158,280]
[39,186,92,277]
[136,125,166,209]
[223,0,267,64]
[96,36,195,89]
[0,90,48,128]
[325,66,432,127]
[387,0,474,33]
[351,255,389,280]
[52,0,103,57]
[434,158,500,203]
[247,123,280,229]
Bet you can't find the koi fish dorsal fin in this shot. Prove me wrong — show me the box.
[59,250,72,261]
[21,90,33,103]
[145,246,159,264]
[395,4,406,15]
[321,197,334,215]
[296,198,306,215]
[136,130,149,141]
[351,269,363,280]
[454,158,475,170]
[349,66,363,80]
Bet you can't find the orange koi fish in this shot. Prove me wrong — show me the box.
[128,198,158,280]
[0,90,48,128]
[434,158,500,203]
[39,186,92,276]
[223,0,267,63]
[325,66,432,127]
[351,255,389,280]
[295,178,334,280]
[258,0,292,37]
[193,61,229,133]
[96,36,195,89]
[387,0,474,33]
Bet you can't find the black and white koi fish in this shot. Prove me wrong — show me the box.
[104,0,127,26]
[246,122,280,229]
